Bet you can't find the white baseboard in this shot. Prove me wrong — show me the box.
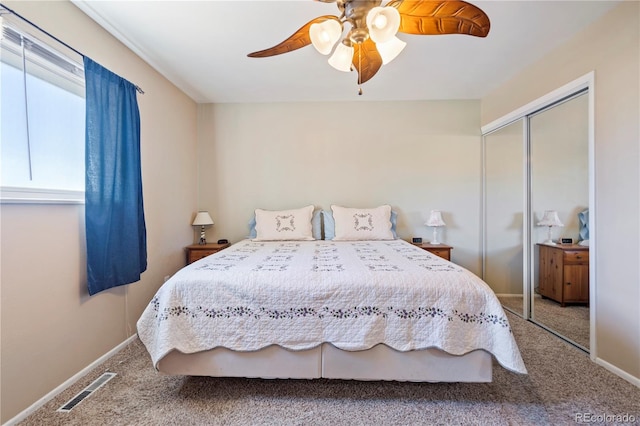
[3,335,137,426]
[595,357,640,388]
[495,293,524,298]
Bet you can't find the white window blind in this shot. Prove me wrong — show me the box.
[1,15,85,203]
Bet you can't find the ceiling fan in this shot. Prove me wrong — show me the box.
[248,0,490,94]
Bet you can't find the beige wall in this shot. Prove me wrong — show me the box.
[197,100,483,274]
[481,2,640,380]
[0,1,198,422]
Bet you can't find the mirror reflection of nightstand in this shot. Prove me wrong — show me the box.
[537,243,589,307]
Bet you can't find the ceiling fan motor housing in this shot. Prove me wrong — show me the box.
[343,0,383,44]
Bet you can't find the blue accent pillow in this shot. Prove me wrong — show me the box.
[578,208,589,241]
[249,209,322,240]
[322,209,397,240]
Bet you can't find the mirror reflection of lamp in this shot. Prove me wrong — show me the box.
[425,210,446,245]
[537,210,564,245]
[192,211,214,245]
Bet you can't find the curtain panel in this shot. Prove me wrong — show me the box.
[84,57,147,295]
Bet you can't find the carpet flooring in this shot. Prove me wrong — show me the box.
[18,312,640,426]
[499,295,590,349]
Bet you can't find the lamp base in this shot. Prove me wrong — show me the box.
[430,228,441,245]
[199,227,207,245]
[543,226,555,245]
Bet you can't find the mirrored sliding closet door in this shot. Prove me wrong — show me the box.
[483,119,526,318]
[530,91,590,351]
[482,79,593,353]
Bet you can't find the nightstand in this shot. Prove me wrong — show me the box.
[414,243,453,261]
[537,243,589,306]
[185,242,230,265]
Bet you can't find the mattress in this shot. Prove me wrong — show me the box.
[137,239,526,375]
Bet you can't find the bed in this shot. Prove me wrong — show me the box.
[137,205,526,382]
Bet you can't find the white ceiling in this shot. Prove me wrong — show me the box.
[72,0,619,104]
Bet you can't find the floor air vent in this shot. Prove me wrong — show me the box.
[57,372,116,412]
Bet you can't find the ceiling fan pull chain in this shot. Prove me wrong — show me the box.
[358,44,363,96]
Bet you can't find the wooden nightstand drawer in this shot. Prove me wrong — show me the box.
[563,250,589,264]
[427,248,450,259]
[414,243,453,261]
[188,250,216,263]
[185,243,230,265]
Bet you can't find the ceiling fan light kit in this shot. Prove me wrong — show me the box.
[248,0,490,94]
[310,19,343,55]
[376,36,406,64]
[329,42,355,72]
[365,6,401,44]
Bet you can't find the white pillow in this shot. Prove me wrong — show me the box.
[248,209,322,240]
[331,205,395,241]
[254,205,315,241]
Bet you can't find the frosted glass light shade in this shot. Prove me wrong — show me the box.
[376,36,406,64]
[310,20,342,55]
[192,211,214,226]
[328,42,354,72]
[366,6,400,44]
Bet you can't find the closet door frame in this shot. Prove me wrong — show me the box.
[481,72,596,360]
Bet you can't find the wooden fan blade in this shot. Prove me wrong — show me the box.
[387,0,490,38]
[352,39,382,85]
[247,15,341,58]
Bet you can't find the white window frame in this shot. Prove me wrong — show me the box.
[0,14,85,204]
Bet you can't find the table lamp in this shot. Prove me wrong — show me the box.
[537,210,563,245]
[192,211,214,245]
[426,210,446,245]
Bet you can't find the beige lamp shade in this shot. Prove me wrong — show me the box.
[192,211,214,226]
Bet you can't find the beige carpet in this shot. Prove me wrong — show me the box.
[18,312,640,426]
[499,295,589,349]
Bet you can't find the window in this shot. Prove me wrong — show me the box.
[1,17,85,203]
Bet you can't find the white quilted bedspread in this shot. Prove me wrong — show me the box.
[137,239,526,374]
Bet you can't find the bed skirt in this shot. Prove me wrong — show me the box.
[156,344,493,382]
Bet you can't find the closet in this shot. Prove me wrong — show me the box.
[481,74,594,352]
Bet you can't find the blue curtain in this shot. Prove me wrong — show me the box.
[84,57,147,295]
